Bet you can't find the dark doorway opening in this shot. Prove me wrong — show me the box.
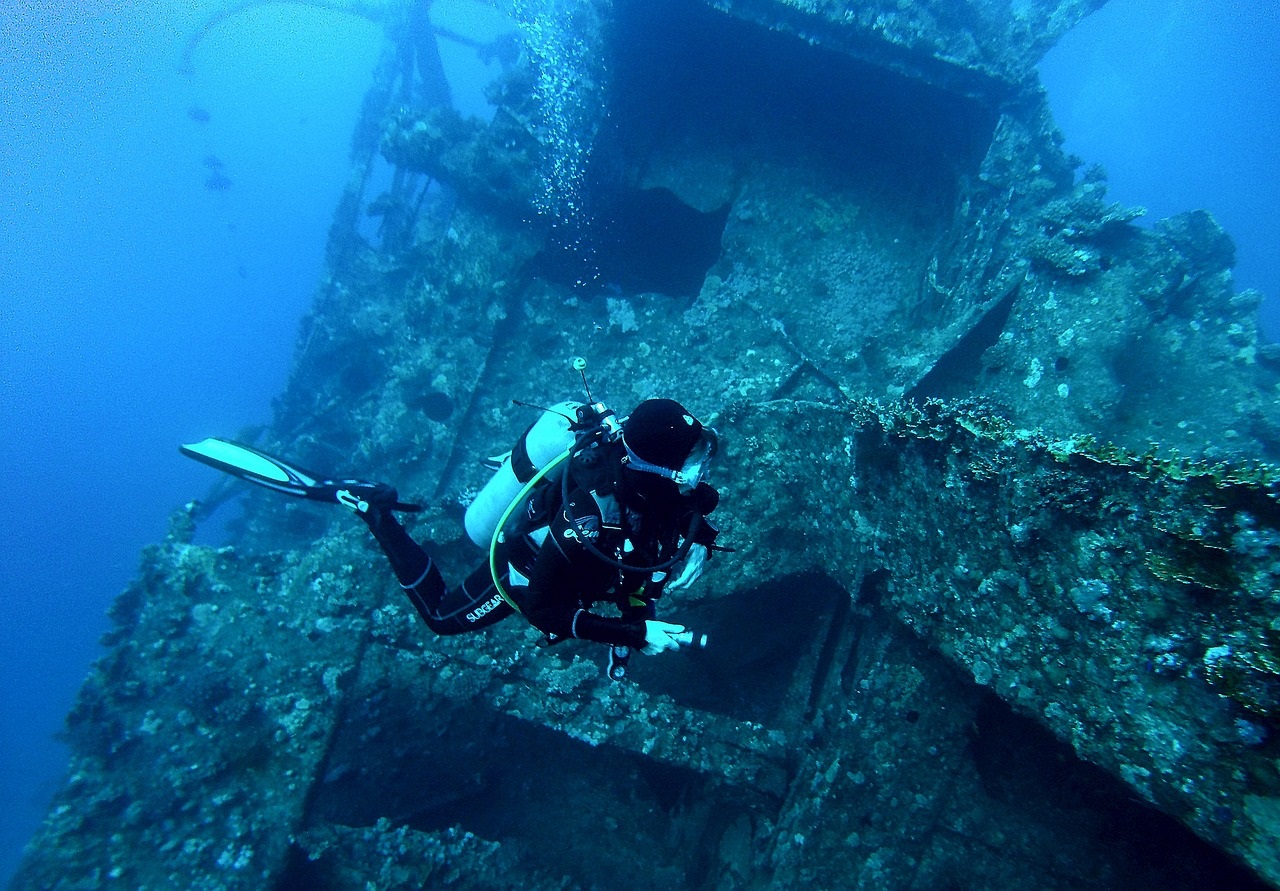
[529,186,728,297]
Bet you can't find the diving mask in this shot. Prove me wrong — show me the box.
[623,427,718,494]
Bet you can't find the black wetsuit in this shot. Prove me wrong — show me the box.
[362,446,719,647]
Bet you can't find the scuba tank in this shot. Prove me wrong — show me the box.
[465,358,613,549]
[464,400,581,548]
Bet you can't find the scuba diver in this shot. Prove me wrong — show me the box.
[182,366,723,679]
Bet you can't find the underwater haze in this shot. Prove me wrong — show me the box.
[1039,0,1280,339]
[0,2,387,882]
[0,0,1277,886]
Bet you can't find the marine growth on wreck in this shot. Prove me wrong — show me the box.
[13,0,1280,889]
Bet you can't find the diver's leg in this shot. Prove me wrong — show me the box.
[359,506,450,627]
[360,503,434,586]
[360,504,513,635]
[421,561,515,634]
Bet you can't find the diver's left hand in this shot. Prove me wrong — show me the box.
[667,544,708,591]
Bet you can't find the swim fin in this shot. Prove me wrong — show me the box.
[180,437,421,513]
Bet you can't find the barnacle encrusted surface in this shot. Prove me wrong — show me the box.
[13,0,1280,888]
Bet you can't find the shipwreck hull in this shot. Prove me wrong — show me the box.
[14,0,1280,888]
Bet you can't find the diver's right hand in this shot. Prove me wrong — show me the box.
[640,620,687,655]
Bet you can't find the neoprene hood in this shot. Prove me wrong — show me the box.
[622,399,704,471]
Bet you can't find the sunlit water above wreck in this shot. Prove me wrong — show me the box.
[1040,0,1280,339]
[0,0,1278,886]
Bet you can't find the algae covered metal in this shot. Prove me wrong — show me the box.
[13,0,1280,888]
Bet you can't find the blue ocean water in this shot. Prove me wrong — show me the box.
[0,3,386,882]
[0,0,1274,885]
[1039,0,1280,339]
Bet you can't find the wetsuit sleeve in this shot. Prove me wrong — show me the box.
[521,534,648,649]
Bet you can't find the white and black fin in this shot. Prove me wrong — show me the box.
[180,437,420,512]
[181,437,321,497]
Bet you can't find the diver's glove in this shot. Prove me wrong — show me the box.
[640,621,687,655]
[667,544,708,591]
